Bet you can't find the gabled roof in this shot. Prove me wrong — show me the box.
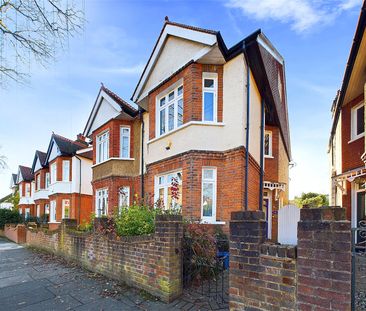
[31,150,47,173]
[330,1,366,145]
[17,165,34,183]
[77,148,93,160]
[44,133,89,163]
[83,84,138,138]
[0,193,12,203]
[10,174,17,187]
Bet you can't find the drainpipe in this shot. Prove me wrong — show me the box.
[259,98,265,211]
[243,51,251,211]
[75,155,82,223]
[139,110,145,199]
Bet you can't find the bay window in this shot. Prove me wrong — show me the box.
[62,160,70,182]
[50,200,56,222]
[45,173,50,189]
[96,188,108,217]
[155,171,182,210]
[50,163,57,184]
[120,127,130,159]
[201,168,217,222]
[62,199,70,219]
[96,131,109,163]
[118,186,130,212]
[202,73,217,122]
[157,85,183,136]
[19,184,23,197]
[36,174,41,190]
[25,183,31,197]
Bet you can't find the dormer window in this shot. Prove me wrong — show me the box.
[351,103,364,141]
[157,85,183,136]
[202,73,217,122]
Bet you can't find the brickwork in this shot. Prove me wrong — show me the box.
[297,207,351,311]
[229,207,352,311]
[25,215,183,302]
[4,224,27,244]
[49,156,72,182]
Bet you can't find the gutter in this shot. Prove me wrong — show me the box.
[75,155,82,223]
[259,98,265,212]
[139,110,145,199]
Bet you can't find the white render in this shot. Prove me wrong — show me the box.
[19,197,35,205]
[48,181,72,195]
[33,189,49,201]
[48,141,61,162]
[34,158,43,172]
[72,156,93,195]
[0,202,13,210]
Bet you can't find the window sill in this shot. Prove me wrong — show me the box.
[200,220,226,225]
[348,134,364,144]
[92,157,135,168]
[148,121,225,144]
[265,155,274,159]
[48,221,61,224]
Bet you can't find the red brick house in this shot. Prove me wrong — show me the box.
[84,20,291,239]
[16,165,35,219]
[329,2,366,229]
[43,133,93,229]
[31,150,50,219]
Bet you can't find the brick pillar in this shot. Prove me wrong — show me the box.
[297,207,351,311]
[229,211,266,310]
[155,214,183,303]
[16,224,26,244]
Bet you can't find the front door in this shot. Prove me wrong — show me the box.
[356,191,366,244]
[263,190,272,239]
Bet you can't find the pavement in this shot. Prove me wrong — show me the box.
[0,237,228,311]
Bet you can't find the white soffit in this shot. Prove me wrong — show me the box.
[133,24,218,103]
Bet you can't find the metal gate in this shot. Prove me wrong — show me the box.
[352,221,366,310]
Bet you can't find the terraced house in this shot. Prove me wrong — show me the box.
[329,2,366,230]
[16,165,35,219]
[84,19,291,238]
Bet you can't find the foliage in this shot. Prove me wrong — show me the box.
[293,192,329,208]
[0,0,84,85]
[215,226,229,252]
[77,213,95,232]
[94,217,116,236]
[0,208,22,229]
[9,191,19,209]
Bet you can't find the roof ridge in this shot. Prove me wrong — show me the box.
[164,18,218,35]
[53,133,87,147]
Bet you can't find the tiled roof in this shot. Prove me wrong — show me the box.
[165,17,218,35]
[19,165,33,182]
[36,150,47,166]
[101,84,138,117]
[52,133,89,156]
[78,149,93,160]
[11,174,17,185]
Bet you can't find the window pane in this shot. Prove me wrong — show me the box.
[178,99,183,127]
[160,97,165,107]
[264,134,270,155]
[168,104,175,131]
[178,86,183,96]
[122,136,129,158]
[203,169,213,180]
[202,183,213,216]
[160,109,166,135]
[168,91,174,101]
[204,79,214,88]
[204,92,214,121]
[357,106,364,135]
[158,176,164,185]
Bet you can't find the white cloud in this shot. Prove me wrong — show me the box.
[226,0,362,33]
[96,63,145,75]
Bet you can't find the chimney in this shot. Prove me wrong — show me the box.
[76,133,86,143]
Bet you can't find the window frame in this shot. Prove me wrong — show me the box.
[45,172,50,189]
[36,174,41,191]
[154,170,182,210]
[25,183,31,198]
[96,130,110,163]
[202,72,218,123]
[118,186,130,213]
[50,200,57,222]
[95,188,108,217]
[50,163,57,184]
[264,131,273,158]
[201,167,217,223]
[19,184,23,198]
[120,126,131,159]
[62,199,70,219]
[156,84,184,137]
[351,102,365,141]
[62,160,70,182]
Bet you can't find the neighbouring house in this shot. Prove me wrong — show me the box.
[10,173,18,195]
[84,19,291,239]
[43,133,93,230]
[0,193,13,209]
[329,2,366,229]
[17,165,35,219]
[31,150,50,219]
[83,84,140,217]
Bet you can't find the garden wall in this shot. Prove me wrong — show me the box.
[229,207,352,311]
[26,215,183,303]
[4,224,26,244]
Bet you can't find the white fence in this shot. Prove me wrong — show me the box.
[278,204,300,245]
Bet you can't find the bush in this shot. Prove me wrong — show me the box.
[114,205,157,236]
[0,209,22,229]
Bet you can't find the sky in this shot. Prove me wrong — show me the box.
[0,0,363,200]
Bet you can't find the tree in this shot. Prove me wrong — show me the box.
[293,192,329,208]
[0,0,84,85]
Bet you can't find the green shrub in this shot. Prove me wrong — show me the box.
[0,208,22,229]
[114,205,157,236]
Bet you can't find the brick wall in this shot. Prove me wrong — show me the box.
[229,207,352,311]
[4,224,27,244]
[26,215,183,303]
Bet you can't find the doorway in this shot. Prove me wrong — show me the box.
[263,190,272,239]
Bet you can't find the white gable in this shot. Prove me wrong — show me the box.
[17,168,23,183]
[49,140,61,162]
[142,36,208,94]
[34,158,42,172]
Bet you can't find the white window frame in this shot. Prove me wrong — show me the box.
[201,167,217,223]
[25,208,30,220]
[25,183,31,198]
[351,102,365,141]
[96,131,110,163]
[264,131,273,158]
[95,188,108,217]
[36,174,41,191]
[45,203,50,215]
[19,184,23,198]
[50,200,56,222]
[45,172,50,189]
[50,163,57,184]
[36,205,41,218]
[31,182,35,197]
[62,199,70,219]
[156,84,184,137]
[118,186,130,213]
[154,170,182,210]
[120,126,131,159]
[62,160,70,182]
[202,73,218,123]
